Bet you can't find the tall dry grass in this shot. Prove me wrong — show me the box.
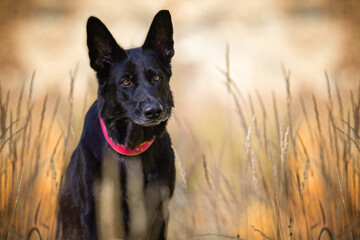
[168,48,360,239]
[0,51,360,240]
[0,69,82,240]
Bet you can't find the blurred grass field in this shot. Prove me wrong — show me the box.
[1,0,360,239]
[1,54,360,239]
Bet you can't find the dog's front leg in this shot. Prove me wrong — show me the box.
[79,208,98,240]
[144,181,171,240]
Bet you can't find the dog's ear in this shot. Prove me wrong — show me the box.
[143,10,174,63]
[87,17,126,73]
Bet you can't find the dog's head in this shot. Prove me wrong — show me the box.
[86,10,174,146]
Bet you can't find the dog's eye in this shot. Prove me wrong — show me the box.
[122,79,131,86]
[153,75,161,82]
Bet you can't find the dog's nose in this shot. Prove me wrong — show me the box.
[144,103,163,119]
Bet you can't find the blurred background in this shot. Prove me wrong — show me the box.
[2,0,360,96]
[1,0,360,239]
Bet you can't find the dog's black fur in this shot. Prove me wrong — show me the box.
[58,10,175,240]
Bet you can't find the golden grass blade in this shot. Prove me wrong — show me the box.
[336,167,354,240]
[6,168,23,240]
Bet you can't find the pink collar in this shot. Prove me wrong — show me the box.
[99,116,155,156]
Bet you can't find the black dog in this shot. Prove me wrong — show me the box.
[58,10,175,240]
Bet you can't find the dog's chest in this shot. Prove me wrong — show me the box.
[96,148,170,239]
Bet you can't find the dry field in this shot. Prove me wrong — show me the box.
[1,1,360,240]
[1,51,360,239]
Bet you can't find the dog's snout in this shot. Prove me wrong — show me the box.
[144,103,163,120]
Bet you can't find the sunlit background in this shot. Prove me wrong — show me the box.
[1,0,360,239]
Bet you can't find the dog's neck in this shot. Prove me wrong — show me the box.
[99,114,167,150]
[99,116,155,155]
